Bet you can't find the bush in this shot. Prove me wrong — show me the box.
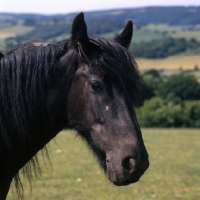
[137,97,200,127]
[140,69,162,100]
[157,74,200,100]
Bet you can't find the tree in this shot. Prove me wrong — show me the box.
[140,70,162,100]
[137,98,200,127]
[131,37,200,58]
[157,74,200,100]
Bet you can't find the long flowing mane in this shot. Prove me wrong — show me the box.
[0,40,73,196]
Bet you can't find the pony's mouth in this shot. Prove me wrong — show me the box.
[105,166,142,186]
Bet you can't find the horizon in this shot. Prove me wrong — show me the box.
[1,0,200,15]
[0,5,200,16]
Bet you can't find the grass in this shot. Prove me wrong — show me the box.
[7,128,200,200]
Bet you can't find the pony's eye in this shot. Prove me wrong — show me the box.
[90,81,102,92]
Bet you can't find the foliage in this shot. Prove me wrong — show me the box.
[157,74,200,100]
[139,70,200,127]
[140,70,200,101]
[140,69,161,100]
[138,97,200,127]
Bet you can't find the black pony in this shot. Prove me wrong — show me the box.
[0,13,149,199]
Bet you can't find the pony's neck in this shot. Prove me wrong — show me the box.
[0,43,70,179]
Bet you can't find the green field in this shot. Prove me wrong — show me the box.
[7,129,200,200]
[141,24,200,42]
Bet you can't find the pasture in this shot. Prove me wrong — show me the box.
[7,128,200,200]
[136,55,200,71]
[0,25,34,39]
[141,24,200,42]
[131,23,200,43]
[136,55,200,81]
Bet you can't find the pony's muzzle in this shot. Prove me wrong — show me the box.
[106,149,149,186]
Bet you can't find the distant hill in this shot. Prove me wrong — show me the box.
[86,6,200,25]
[1,6,200,27]
[0,6,200,57]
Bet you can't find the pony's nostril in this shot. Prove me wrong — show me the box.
[122,157,137,172]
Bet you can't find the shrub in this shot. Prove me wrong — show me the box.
[137,98,200,127]
[157,74,200,100]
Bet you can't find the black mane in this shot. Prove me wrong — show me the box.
[0,40,71,197]
[89,36,141,106]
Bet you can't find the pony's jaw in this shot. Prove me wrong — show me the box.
[89,126,149,186]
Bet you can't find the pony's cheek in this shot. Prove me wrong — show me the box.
[90,124,110,150]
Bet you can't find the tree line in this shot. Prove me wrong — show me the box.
[138,70,200,127]
[131,37,200,58]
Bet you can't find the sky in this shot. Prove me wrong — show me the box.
[0,0,200,15]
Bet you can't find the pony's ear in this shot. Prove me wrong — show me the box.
[114,20,133,49]
[71,12,90,49]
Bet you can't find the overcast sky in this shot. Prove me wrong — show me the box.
[1,0,200,15]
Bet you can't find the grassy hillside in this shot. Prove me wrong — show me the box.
[0,6,200,56]
[134,24,200,42]
[7,129,200,200]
